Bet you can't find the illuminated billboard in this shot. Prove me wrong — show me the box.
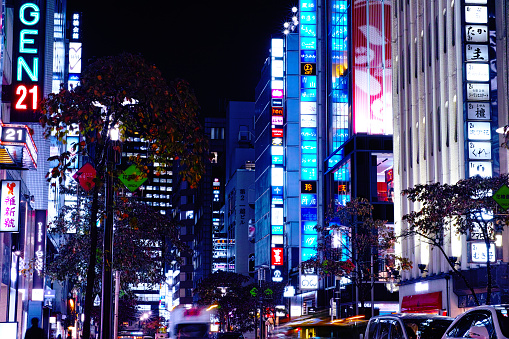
[11,1,46,122]
[270,38,285,266]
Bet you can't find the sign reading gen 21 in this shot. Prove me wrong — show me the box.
[14,2,43,117]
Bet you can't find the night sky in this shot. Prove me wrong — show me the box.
[67,1,297,116]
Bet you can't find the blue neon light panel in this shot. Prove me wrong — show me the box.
[301,50,317,63]
[301,194,317,207]
[301,37,317,50]
[301,208,317,221]
[301,76,317,89]
[301,127,317,140]
[301,221,318,234]
[301,89,317,102]
[300,0,316,11]
[301,248,317,261]
[301,154,317,167]
[301,167,317,180]
[301,25,317,37]
[300,13,317,24]
[302,234,318,248]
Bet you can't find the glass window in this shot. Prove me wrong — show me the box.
[471,311,496,338]
[497,307,509,337]
[446,314,476,338]
[404,318,453,339]
[373,153,394,202]
[378,319,391,339]
[390,320,405,339]
[367,319,378,338]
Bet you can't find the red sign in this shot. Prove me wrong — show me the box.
[271,247,283,266]
[272,129,283,138]
[73,162,97,192]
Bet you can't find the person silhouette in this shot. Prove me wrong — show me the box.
[24,317,47,339]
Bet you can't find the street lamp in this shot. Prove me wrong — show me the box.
[140,311,151,333]
[100,118,120,339]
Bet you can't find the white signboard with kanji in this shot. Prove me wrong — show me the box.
[466,83,490,101]
[468,141,492,160]
[465,6,488,24]
[465,25,488,42]
[466,44,489,62]
[467,121,491,140]
[469,161,492,178]
[467,102,490,120]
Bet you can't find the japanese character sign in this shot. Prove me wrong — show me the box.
[271,247,284,266]
[1,180,20,232]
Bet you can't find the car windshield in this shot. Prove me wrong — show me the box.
[496,307,509,338]
[176,323,209,338]
[403,318,453,339]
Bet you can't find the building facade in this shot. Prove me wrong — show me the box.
[254,0,397,321]
[224,101,255,277]
[0,1,70,338]
[393,0,509,316]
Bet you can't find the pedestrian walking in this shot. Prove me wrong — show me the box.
[24,318,47,339]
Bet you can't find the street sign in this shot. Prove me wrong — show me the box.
[73,163,96,192]
[493,184,509,211]
[118,164,148,192]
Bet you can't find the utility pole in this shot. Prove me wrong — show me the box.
[113,271,121,339]
[101,144,115,339]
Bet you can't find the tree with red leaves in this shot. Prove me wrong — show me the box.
[39,53,207,339]
[402,174,509,306]
[301,198,411,316]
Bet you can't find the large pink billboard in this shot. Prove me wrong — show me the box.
[352,0,393,135]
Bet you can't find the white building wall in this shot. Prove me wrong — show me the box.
[392,0,490,316]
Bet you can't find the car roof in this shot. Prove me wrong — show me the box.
[463,304,509,311]
[370,313,454,321]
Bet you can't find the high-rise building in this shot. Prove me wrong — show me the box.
[393,0,509,316]
[254,0,396,320]
[224,101,255,276]
[166,117,226,308]
[0,1,69,338]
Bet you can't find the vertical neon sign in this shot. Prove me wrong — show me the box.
[12,1,45,122]
[299,0,318,269]
[270,39,285,268]
[463,0,497,179]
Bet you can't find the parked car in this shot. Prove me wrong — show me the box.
[364,313,454,339]
[441,304,509,339]
[214,332,244,339]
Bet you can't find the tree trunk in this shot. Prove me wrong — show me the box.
[435,240,481,306]
[82,188,100,339]
[485,237,492,305]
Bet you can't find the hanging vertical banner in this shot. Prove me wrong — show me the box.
[11,0,46,122]
[33,210,47,290]
[0,181,21,232]
[271,38,285,246]
[462,0,497,179]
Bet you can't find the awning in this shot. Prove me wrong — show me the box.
[401,291,442,313]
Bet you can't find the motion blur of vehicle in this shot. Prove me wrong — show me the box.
[441,304,509,339]
[169,305,217,339]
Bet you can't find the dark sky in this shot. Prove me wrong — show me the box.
[67,1,297,116]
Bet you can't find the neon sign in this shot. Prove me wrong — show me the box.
[12,1,45,122]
